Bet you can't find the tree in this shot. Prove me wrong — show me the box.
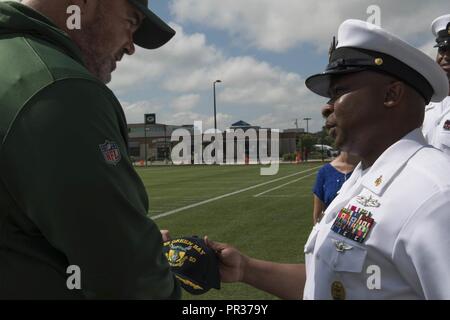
[320,127,336,149]
[298,134,317,162]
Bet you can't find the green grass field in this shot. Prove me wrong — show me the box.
[136,163,323,300]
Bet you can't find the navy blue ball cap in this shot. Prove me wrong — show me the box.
[128,0,175,49]
[163,236,221,295]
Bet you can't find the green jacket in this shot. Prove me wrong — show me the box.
[0,1,180,299]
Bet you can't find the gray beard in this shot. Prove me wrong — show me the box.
[75,35,112,84]
[69,4,112,84]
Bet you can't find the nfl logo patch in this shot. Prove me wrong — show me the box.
[444,120,450,131]
[99,140,122,165]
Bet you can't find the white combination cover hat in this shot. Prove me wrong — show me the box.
[306,19,448,103]
[431,14,450,48]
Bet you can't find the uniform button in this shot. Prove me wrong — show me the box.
[331,281,346,300]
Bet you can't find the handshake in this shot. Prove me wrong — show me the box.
[162,234,221,295]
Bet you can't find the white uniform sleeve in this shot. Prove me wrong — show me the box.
[393,188,450,299]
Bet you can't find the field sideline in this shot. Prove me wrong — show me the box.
[136,163,323,300]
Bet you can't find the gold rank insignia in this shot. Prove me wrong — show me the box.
[331,281,346,300]
[375,175,383,187]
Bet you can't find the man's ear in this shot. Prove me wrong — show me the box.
[384,81,405,108]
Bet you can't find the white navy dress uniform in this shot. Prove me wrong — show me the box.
[422,14,450,155]
[304,20,450,300]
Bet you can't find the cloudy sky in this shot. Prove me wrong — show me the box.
[111,0,449,133]
[12,0,447,133]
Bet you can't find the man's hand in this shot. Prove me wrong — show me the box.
[160,230,171,242]
[204,236,248,283]
[205,236,306,299]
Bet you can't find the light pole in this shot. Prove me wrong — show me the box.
[144,124,147,167]
[303,117,312,134]
[213,80,222,132]
[164,124,168,164]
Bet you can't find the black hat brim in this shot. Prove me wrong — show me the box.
[434,40,450,48]
[172,257,221,295]
[305,67,366,98]
[128,0,176,49]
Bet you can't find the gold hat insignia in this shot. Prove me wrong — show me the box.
[374,58,384,66]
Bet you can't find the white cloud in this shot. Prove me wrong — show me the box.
[172,94,200,112]
[109,1,446,133]
[109,24,221,94]
[419,40,439,59]
[121,100,164,124]
[121,99,235,130]
[170,0,448,52]
[171,112,233,130]
[109,23,320,131]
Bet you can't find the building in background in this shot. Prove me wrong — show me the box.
[127,120,307,163]
[128,123,194,162]
[281,128,306,155]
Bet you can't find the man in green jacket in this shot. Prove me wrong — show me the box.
[0,0,180,299]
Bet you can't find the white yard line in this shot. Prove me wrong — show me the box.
[151,166,321,220]
[256,195,295,198]
[253,172,318,198]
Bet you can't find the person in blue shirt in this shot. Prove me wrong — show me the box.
[312,150,359,224]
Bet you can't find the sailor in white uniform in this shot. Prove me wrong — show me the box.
[422,14,450,154]
[303,19,450,299]
[205,20,450,300]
